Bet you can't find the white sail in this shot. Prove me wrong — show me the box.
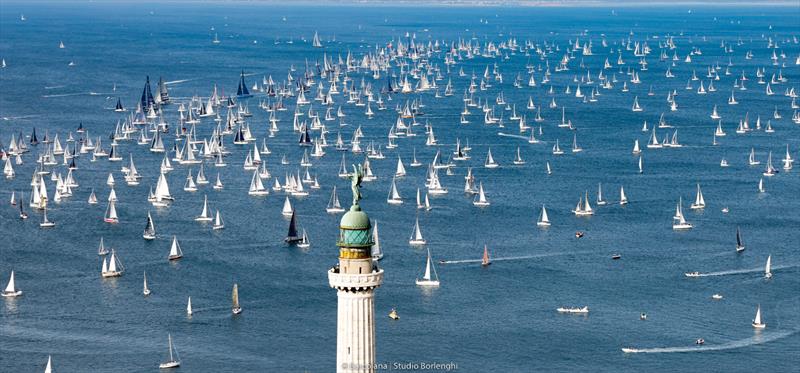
[3,271,19,295]
[371,221,383,261]
[409,218,425,245]
[620,186,628,205]
[395,157,406,177]
[143,271,150,296]
[387,178,402,204]
[473,182,489,206]
[196,195,211,221]
[691,184,705,209]
[765,255,772,278]
[282,196,293,216]
[155,172,172,201]
[752,305,765,328]
[169,236,183,260]
[537,205,551,226]
[416,248,440,286]
[213,210,224,229]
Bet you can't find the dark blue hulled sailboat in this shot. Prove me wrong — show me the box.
[115,98,125,112]
[29,127,38,145]
[236,70,250,97]
[141,76,155,111]
[285,211,302,243]
[298,125,312,146]
[386,74,395,93]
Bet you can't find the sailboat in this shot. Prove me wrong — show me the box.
[97,237,109,256]
[415,248,440,287]
[285,211,302,243]
[408,218,426,245]
[18,192,27,219]
[44,356,52,373]
[395,157,407,177]
[159,334,181,369]
[484,148,499,168]
[638,156,643,174]
[673,197,693,230]
[371,221,383,261]
[143,211,156,240]
[552,139,564,155]
[690,184,706,209]
[104,200,119,223]
[298,228,311,248]
[752,305,766,329]
[312,31,323,48]
[596,183,606,205]
[764,255,772,279]
[749,148,760,165]
[473,182,490,207]
[186,296,193,315]
[326,186,345,213]
[537,205,551,227]
[143,271,151,296]
[387,178,403,205]
[232,283,242,314]
[735,227,745,252]
[2,271,22,297]
[513,147,525,165]
[168,236,183,260]
[571,133,583,153]
[213,173,224,190]
[620,186,628,205]
[212,210,224,230]
[282,196,294,217]
[481,245,491,266]
[101,249,124,277]
[195,195,213,221]
[631,96,643,112]
[572,191,594,216]
[247,170,268,196]
[763,151,778,176]
[40,206,55,228]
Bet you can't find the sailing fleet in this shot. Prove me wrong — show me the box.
[1,10,797,371]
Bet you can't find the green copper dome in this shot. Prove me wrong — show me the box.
[340,205,371,230]
[338,205,373,249]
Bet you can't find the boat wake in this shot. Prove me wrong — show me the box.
[689,264,798,277]
[42,92,111,98]
[497,132,530,141]
[1,115,39,121]
[441,251,594,265]
[164,78,195,85]
[622,330,796,354]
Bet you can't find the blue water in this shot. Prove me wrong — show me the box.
[1,2,799,372]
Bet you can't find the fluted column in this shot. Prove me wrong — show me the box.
[336,289,376,373]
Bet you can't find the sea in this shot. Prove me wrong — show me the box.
[0,2,799,372]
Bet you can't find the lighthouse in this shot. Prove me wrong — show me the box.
[328,166,384,373]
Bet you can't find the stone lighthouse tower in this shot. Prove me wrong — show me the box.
[328,166,383,373]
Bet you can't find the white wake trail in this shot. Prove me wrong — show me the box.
[622,330,796,354]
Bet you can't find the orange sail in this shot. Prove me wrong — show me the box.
[481,245,491,266]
